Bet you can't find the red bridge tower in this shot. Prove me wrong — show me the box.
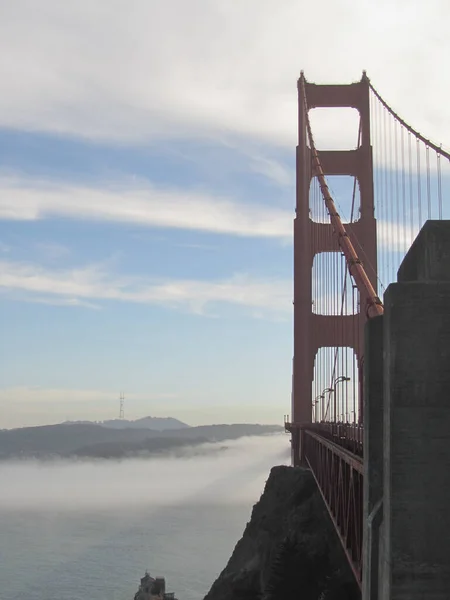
[292,73,378,465]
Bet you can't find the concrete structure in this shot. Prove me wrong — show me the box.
[133,572,178,600]
[363,221,450,599]
[362,315,384,600]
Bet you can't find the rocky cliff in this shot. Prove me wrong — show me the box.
[204,466,360,600]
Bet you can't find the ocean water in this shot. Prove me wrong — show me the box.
[0,435,289,600]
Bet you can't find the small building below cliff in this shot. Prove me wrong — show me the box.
[134,572,178,600]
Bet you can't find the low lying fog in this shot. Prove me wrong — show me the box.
[0,434,290,510]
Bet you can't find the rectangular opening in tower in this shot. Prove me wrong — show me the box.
[308,107,361,151]
[312,252,358,315]
[312,347,360,424]
[310,175,361,224]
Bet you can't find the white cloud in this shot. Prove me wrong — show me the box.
[0,173,429,254]
[0,0,448,149]
[248,155,294,188]
[0,258,292,315]
[26,296,101,310]
[0,174,292,239]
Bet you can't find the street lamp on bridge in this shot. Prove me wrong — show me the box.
[313,394,324,422]
[321,388,334,421]
[320,376,351,422]
[333,375,350,422]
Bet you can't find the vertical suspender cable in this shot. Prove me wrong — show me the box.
[416,139,422,227]
[437,153,443,220]
[426,146,431,219]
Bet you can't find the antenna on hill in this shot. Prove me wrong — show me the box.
[119,391,125,420]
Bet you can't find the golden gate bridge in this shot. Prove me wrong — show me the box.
[284,72,450,595]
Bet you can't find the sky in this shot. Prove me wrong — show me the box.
[0,0,449,428]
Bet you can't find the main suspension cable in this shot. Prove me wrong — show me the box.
[368,79,450,161]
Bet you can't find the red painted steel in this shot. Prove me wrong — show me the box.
[303,429,363,585]
[300,76,384,319]
[308,422,363,456]
[292,72,378,470]
[290,72,380,590]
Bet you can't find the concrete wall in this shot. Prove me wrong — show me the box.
[364,221,450,599]
[362,315,384,600]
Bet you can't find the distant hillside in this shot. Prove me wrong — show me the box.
[154,423,282,441]
[71,436,210,459]
[69,424,283,459]
[0,422,283,460]
[0,423,158,459]
[101,416,189,430]
[64,416,190,431]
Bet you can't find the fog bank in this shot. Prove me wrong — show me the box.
[0,434,289,510]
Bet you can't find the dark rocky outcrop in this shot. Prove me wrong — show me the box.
[204,466,360,600]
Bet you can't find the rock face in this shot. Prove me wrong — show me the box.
[204,466,360,600]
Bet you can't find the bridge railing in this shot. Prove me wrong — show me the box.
[309,422,363,456]
[303,429,363,585]
[285,421,363,586]
[285,421,363,456]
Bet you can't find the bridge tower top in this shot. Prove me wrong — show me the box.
[297,71,371,147]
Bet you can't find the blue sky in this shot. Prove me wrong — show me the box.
[0,0,449,427]
[0,131,294,427]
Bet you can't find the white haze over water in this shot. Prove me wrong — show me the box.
[0,434,289,600]
[0,435,289,510]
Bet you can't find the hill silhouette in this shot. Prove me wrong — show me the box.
[64,416,189,431]
[0,422,282,460]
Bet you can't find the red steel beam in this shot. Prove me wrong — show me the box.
[303,429,363,473]
[303,430,363,588]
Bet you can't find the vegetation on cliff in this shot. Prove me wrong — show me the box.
[204,465,359,600]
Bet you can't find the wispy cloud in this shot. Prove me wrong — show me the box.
[0,174,292,239]
[25,296,101,310]
[34,241,70,261]
[248,154,294,188]
[0,1,447,148]
[0,258,292,315]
